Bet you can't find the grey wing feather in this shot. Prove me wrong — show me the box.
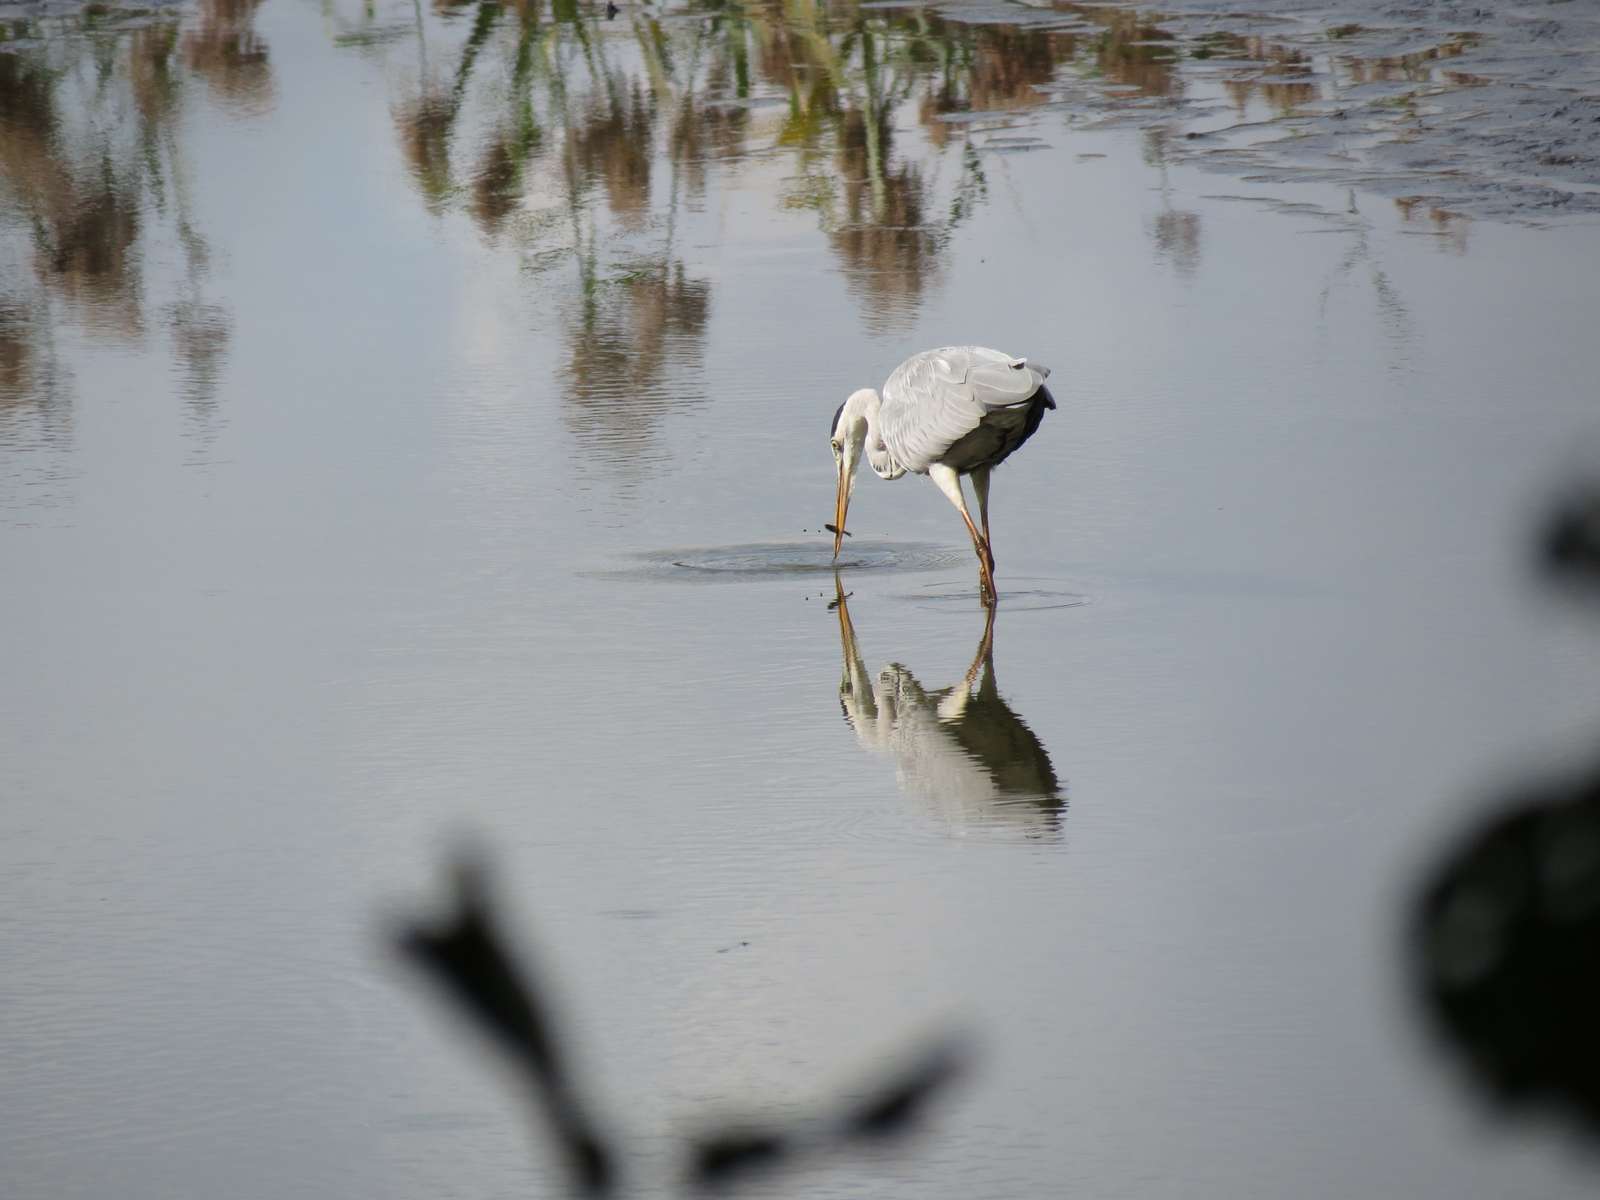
[878,346,1050,475]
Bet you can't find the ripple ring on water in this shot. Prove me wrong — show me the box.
[633,540,969,579]
[897,578,1089,612]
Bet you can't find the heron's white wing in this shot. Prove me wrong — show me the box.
[878,346,1049,474]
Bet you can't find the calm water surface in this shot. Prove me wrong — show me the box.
[3,0,1600,1196]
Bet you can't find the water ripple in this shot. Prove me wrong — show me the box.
[597,539,970,582]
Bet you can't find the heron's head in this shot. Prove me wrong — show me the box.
[830,389,875,558]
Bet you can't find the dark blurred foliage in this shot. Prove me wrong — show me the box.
[396,852,968,1196]
[398,854,615,1195]
[687,1036,968,1191]
[1411,487,1600,1137]
[1542,483,1600,598]
[1413,765,1600,1128]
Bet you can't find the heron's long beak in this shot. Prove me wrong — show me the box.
[832,451,853,559]
[833,572,874,715]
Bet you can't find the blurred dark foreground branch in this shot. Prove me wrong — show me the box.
[1541,482,1600,597]
[1410,484,1600,1137]
[393,851,968,1196]
[686,1036,969,1191]
[396,854,614,1195]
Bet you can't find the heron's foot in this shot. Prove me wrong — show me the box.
[977,534,996,577]
[976,538,997,605]
[978,569,997,607]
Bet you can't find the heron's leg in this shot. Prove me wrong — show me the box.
[929,463,997,604]
[970,466,996,574]
[959,603,997,693]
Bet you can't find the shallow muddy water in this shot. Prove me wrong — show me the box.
[3,0,1599,1196]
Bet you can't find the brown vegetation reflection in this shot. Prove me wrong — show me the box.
[0,298,65,434]
[0,4,274,434]
[367,0,1098,346]
[0,52,143,341]
[352,0,1266,464]
[183,0,276,113]
[1395,196,1470,255]
[1340,33,1484,87]
[1143,127,1201,277]
[1091,10,1180,97]
[1222,37,1317,114]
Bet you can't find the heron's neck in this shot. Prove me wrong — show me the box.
[844,390,883,460]
[846,389,881,451]
[848,389,902,480]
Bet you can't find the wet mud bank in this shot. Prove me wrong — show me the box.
[1054,0,1600,221]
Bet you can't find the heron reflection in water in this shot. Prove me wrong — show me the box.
[832,580,1064,837]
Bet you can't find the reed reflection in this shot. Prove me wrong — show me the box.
[0,4,273,429]
[1211,36,1318,115]
[0,298,66,436]
[832,580,1063,838]
[1090,10,1180,98]
[373,0,1088,335]
[1143,127,1201,277]
[362,0,1215,468]
[1340,33,1483,87]
[183,0,276,113]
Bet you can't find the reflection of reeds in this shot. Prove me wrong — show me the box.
[1143,128,1202,277]
[831,106,940,325]
[182,0,276,112]
[0,301,45,406]
[1341,33,1483,86]
[568,82,655,225]
[1394,196,1470,254]
[919,22,1073,148]
[394,0,505,210]
[373,0,1081,327]
[129,24,183,128]
[398,89,461,212]
[1092,11,1180,97]
[0,54,143,336]
[165,300,232,414]
[0,0,265,435]
[1214,37,1316,114]
[1151,208,1200,275]
[471,135,525,231]
[40,172,145,337]
[565,263,710,409]
[669,96,748,197]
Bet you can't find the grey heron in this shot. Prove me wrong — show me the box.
[832,581,1063,835]
[829,346,1055,604]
